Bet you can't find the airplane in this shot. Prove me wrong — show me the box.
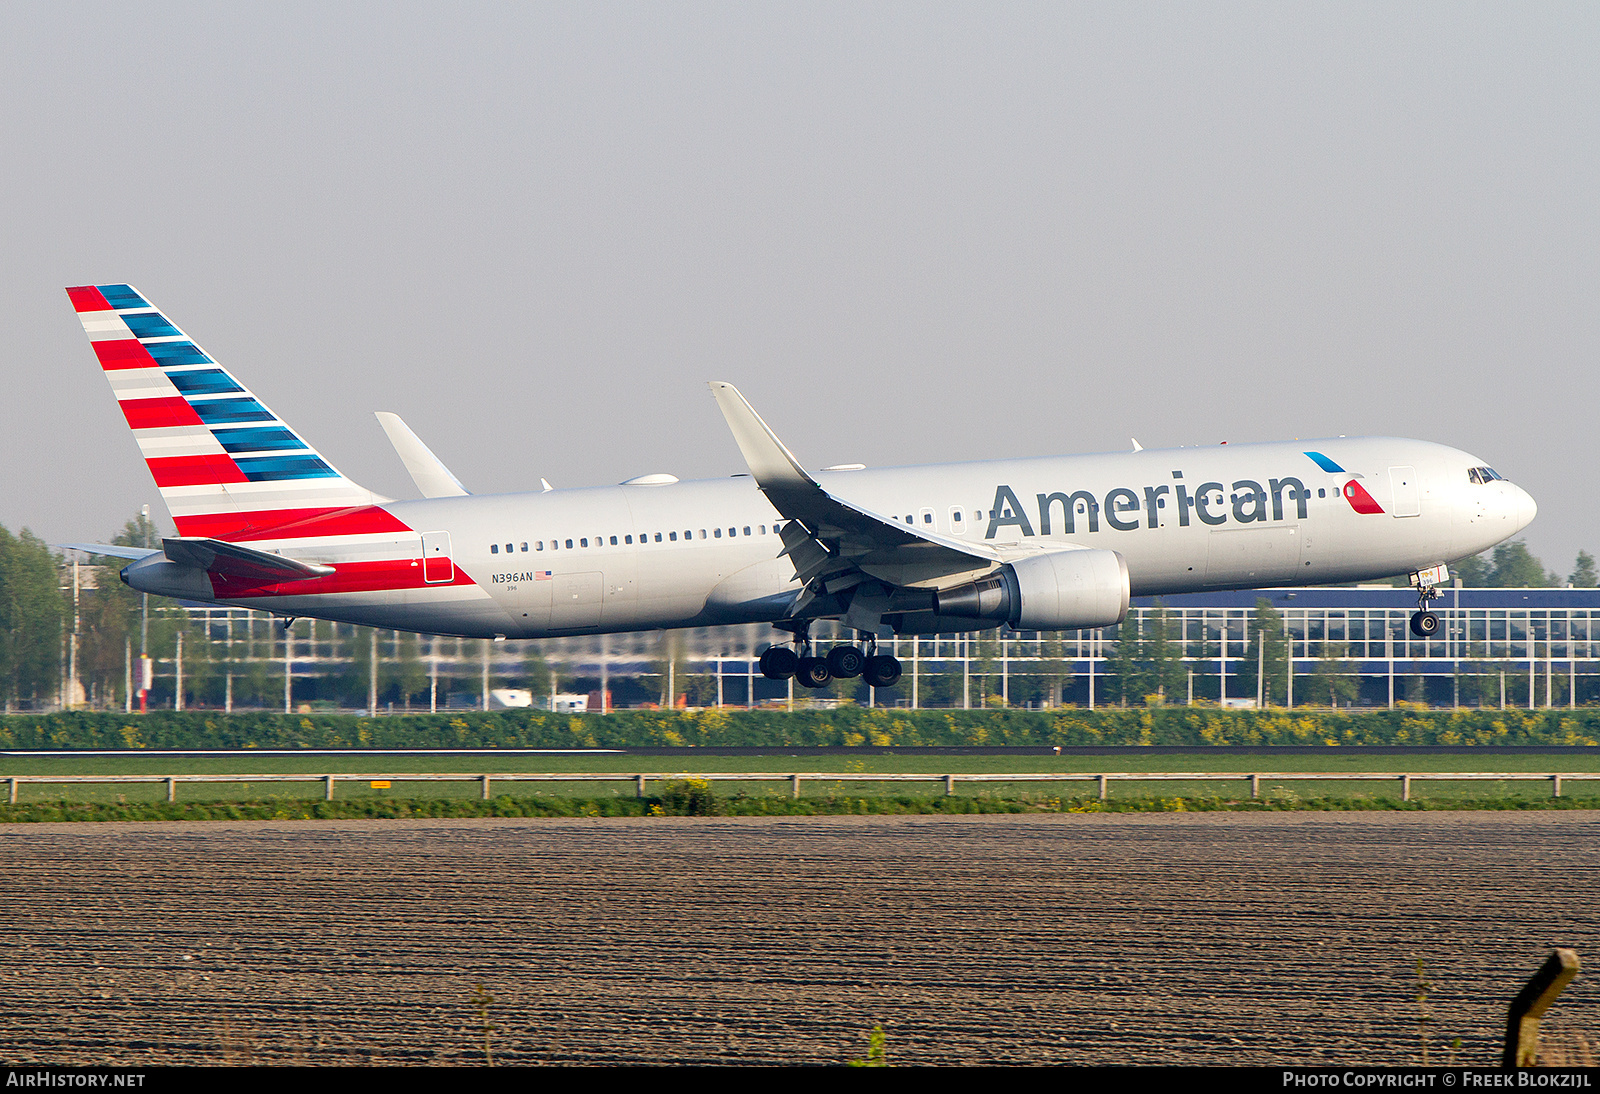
[64,283,1537,691]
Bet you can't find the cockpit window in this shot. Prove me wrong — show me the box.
[1468,466,1504,484]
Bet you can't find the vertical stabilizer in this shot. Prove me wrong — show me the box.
[68,284,385,539]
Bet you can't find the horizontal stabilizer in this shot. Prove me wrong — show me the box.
[375,412,470,498]
[162,537,334,582]
[57,543,162,561]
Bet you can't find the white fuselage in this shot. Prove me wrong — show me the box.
[126,435,1536,639]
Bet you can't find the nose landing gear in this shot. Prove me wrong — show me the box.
[1410,610,1440,638]
[1408,564,1448,638]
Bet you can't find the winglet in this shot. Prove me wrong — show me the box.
[374,412,470,498]
[707,382,816,494]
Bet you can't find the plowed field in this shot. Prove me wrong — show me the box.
[2,813,1596,1066]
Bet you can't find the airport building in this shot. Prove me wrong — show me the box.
[82,584,1600,713]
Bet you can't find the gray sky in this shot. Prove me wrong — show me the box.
[3,3,1596,573]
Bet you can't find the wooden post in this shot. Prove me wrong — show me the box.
[1250,774,1260,799]
[1098,774,1108,800]
[1503,948,1581,1067]
[636,774,646,799]
[325,775,334,801]
[8,777,16,805]
[944,774,955,796]
[791,774,801,800]
[1401,774,1411,802]
[481,775,491,800]
[1552,775,1562,799]
[166,777,176,804]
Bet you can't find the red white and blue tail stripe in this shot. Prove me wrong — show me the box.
[68,284,387,540]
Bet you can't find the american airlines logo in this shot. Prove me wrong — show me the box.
[984,470,1377,540]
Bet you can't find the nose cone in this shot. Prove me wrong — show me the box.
[1514,484,1537,533]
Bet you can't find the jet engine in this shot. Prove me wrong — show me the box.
[933,549,1130,631]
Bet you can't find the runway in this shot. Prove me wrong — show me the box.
[2,812,1596,1065]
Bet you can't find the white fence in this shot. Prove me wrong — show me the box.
[7,770,1596,804]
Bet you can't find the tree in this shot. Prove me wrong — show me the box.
[1235,599,1288,706]
[1487,541,1553,588]
[0,527,64,709]
[1570,551,1597,589]
[1307,642,1358,707]
[1452,553,1490,586]
[972,630,1000,705]
[1036,634,1072,708]
[523,644,554,702]
[393,631,427,708]
[1103,619,1141,706]
[1139,602,1189,703]
[339,625,376,707]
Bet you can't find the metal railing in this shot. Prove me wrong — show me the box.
[6,770,1597,804]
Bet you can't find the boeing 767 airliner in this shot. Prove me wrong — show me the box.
[65,283,1536,690]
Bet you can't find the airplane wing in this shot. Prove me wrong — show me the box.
[375,412,471,498]
[57,543,163,561]
[162,537,335,582]
[709,382,1002,627]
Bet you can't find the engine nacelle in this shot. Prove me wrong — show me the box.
[933,549,1130,631]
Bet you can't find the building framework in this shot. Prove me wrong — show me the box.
[73,585,1600,712]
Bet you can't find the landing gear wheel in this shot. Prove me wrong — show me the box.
[796,657,833,689]
[862,655,902,689]
[825,645,865,679]
[1410,610,1440,639]
[759,646,799,680]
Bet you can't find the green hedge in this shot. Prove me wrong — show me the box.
[2,706,1598,750]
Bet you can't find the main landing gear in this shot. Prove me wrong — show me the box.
[1409,565,1446,639]
[759,625,903,690]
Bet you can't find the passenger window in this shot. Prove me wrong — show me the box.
[655,533,662,542]
[520,542,528,552]
[565,539,573,549]
[714,528,722,538]
[923,513,932,524]
[670,532,678,541]
[728,527,736,537]
[759,525,766,534]
[625,535,632,544]
[699,529,706,539]
[536,541,544,550]
[505,543,513,553]
[610,536,618,545]
[744,526,752,536]
[490,544,499,554]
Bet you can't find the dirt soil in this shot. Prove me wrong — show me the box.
[1,812,1596,1066]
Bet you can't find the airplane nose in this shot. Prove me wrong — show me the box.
[1515,484,1537,532]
